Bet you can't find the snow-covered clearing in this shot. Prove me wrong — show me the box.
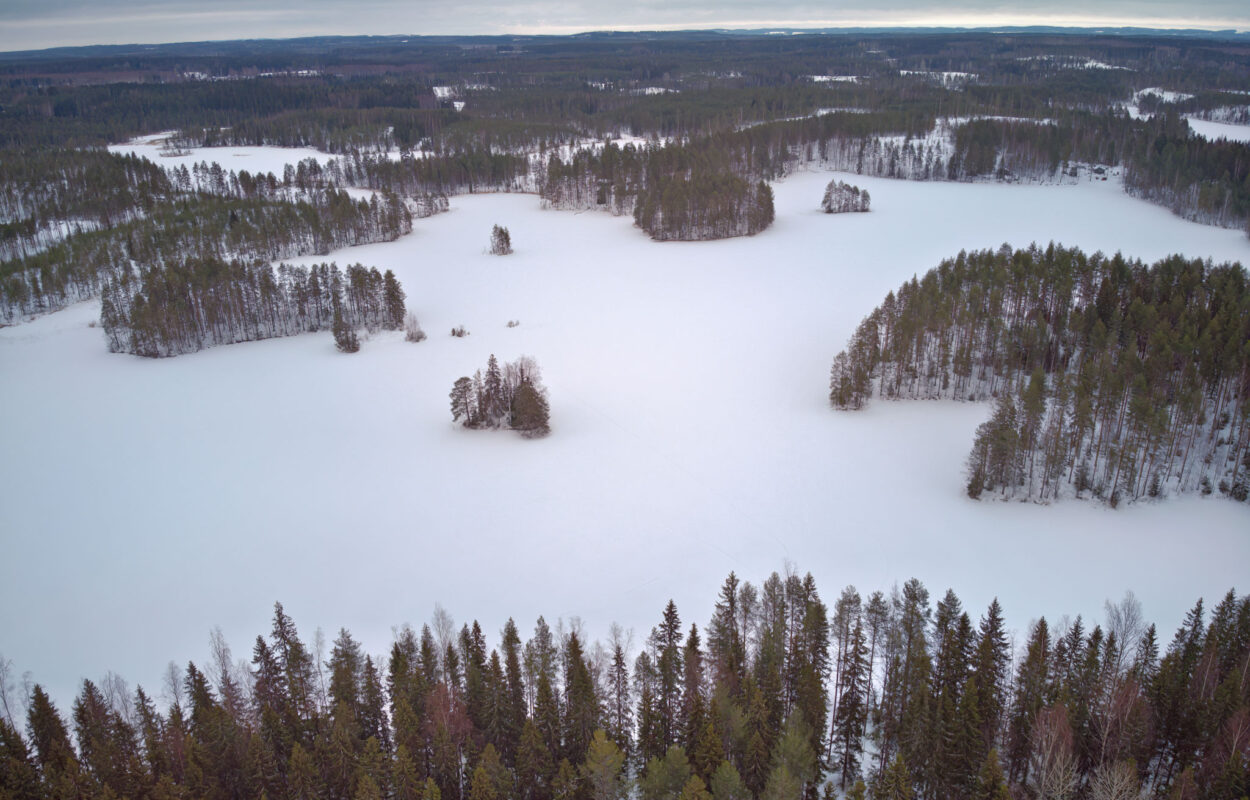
[2,164,1248,709]
[109,133,339,177]
[807,75,860,83]
[1134,87,1196,104]
[1186,116,1250,143]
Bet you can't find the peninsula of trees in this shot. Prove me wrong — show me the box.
[4,573,1247,800]
[829,244,1250,505]
[100,260,406,357]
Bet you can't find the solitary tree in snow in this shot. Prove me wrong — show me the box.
[490,225,513,255]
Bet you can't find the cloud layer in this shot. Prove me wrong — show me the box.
[3,0,1249,52]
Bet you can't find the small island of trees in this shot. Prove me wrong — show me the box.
[821,180,871,213]
[450,354,550,437]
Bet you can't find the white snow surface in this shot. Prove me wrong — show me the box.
[1135,87,1196,104]
[109,134,339,178]
[2,167,1248,710]
[1186,116,1250,143]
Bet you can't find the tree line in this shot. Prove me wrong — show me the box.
[100,260,406,357]
[1,164,411,323]
[829,244,1250,505]
[2,574,1247,800]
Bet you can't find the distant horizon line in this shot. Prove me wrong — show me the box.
[4,22,1249,59]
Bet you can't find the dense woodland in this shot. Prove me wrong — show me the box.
[100,260,405,357]
[1,574,1247,800]
[0,152,411,322]
[3,30,1250,311]
[828,244,1250,505]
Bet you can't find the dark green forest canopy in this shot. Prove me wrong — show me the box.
[3,31,1250,309]
[830,244,1250,505]
[5,575,1247,800]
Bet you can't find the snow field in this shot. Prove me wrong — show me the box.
[2,164,1248,711]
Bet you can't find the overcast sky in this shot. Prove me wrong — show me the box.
[1,0,1248,53]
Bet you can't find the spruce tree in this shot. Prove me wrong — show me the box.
[510,380,551,438]
[832,620,869,789]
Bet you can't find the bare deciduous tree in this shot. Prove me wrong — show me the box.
[1087,760,1144,800]
[1031,705,1079,800]
[1105,591,1144,675]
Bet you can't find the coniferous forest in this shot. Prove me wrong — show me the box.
[101,260,406,357]
[2,575,1247,800]
[829,245,1250,505]
[5,30,1250,329]
[1,30,1249,800]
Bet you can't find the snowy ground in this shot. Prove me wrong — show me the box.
[1185,117,1250,143]
[109,133,340,176]
[2,164,1248,710]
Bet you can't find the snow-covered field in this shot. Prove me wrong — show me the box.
[109,133,340,176]
[2,163,1248,709]
[1185,116,1250,143]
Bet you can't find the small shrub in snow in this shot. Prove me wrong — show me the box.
[506,319,520,328]
[489,224,513,255]
[450,326,469,338]
[404,312,427,342]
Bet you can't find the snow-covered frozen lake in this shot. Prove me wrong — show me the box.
[2,160,1248,709]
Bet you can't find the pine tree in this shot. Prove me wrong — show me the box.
[333,297,360,353]
[581,730,628,800]
[0,713,42,800]
[288,741,320,800]
[680,625,707,754]
[655,602,685,752]
[563,632,598,764]
[708,760,750,800]
[605,641,634,764]
[383,269,406,330]
[708,573,746,697]
[501,619,527,764]
[970,749,1010,800]
[451,377,475,426]
[679,774,713,800]
[394,744,423,800]
[641,745,693,800]
[516,719,554,800]
[551,758,581,800]
[874,754,913,800]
